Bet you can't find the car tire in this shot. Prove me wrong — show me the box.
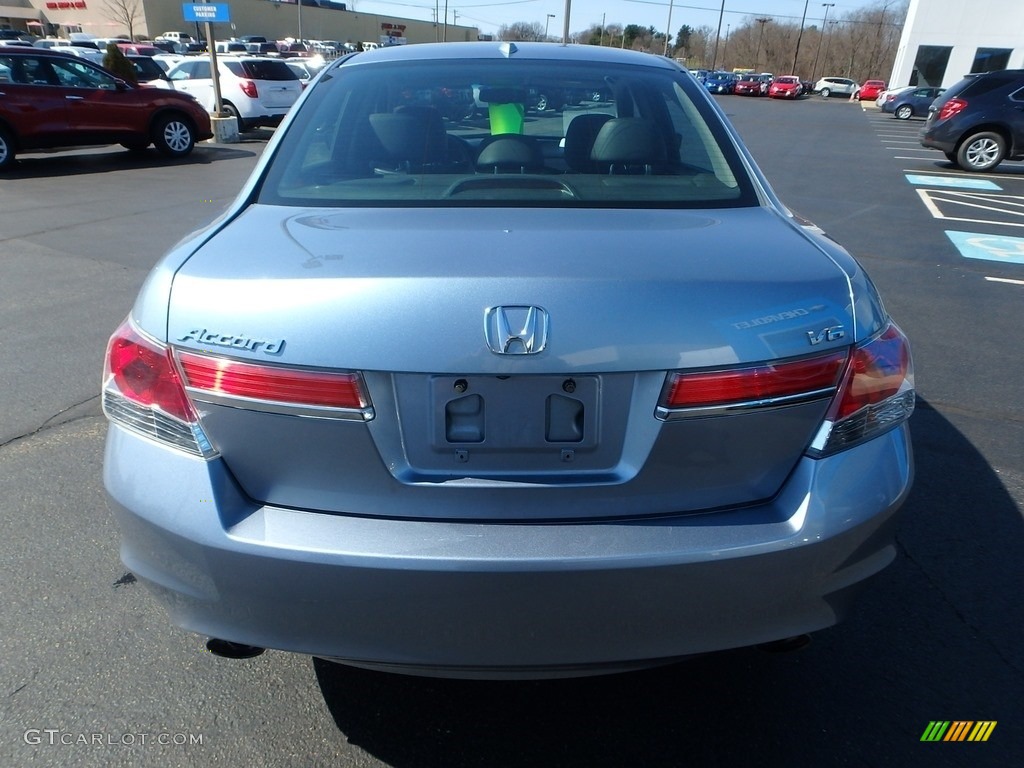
[820,87,831,98]
[152,114,196,158]
[121,140,150,152]
[894,105,914,120]
[944,151,959,165]
[222,103,249,133]
[956,131,1006,172]
[0,125,15,171]
[535,93,549,112]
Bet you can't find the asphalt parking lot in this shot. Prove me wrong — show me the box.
[0,97,1020,768]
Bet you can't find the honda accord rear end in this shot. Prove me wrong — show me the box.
[102,42,913,678]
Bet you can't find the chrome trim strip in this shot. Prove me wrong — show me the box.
[655,387,836,421]
[186,388,375,421]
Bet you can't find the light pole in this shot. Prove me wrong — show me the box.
[821,19,837,77]
[810,3,834,82]
[599,12,605,46]
[791,0,810,75]
[545,14,555,41]
[754,17,771,72]
[663,0,675,56]
[710,0,726,71]
[722,24,730,69]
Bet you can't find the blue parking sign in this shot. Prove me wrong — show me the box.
[182,3,231,23]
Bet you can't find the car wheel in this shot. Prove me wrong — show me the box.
[894,105,913,120]
[944,151,959,165]
[820,87,831,98]
[222,103,249,132]
[121,140,150,152]
[956,131,1006,172]
[535,93,549,112]
[152,114,196,158]
[0,126,15,171]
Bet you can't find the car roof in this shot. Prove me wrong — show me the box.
[345,41,681,71]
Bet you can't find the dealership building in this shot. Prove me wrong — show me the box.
[0,0,479,47]
[891,0,1024,88]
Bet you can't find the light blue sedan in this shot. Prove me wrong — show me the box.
[102,42,914,679]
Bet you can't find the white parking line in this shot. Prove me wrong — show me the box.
[985,276,1024,285]
[915,189,1024,227]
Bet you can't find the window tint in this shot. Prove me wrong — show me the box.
[240,60,298,81]
[259,58,755,209]
[959,74,1019,98]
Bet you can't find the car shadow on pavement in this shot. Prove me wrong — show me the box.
[312,396,1021,767]
[5,144,258,178]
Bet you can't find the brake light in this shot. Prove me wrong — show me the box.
[808,322,914,456]
[658,351,847,415]
[938,98,967,120]
[102,318,216,457]
[239,79,258,98]
[177,351,373,418]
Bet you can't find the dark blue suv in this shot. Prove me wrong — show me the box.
[920,69,1024,172]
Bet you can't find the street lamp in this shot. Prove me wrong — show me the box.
[545,14,555,41]
[821,19,838,78]
[810,3,835,82]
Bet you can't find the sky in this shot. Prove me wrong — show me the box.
[345,0,886,40]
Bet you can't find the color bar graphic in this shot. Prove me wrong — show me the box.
[920,721,996,742]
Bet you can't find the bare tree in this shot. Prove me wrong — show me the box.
[103,0,141,41]
[497,21,545,42]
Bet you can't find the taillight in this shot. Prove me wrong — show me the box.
[177,351,373,421]
[657,350,848,419]
[102,318,216,458]
[238,79,258,99]
[808,322,914,456]
[938,98,967,120]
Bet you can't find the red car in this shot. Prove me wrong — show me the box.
[0,48,212,171]
[858,79,886,101]
[768,76,803,99]
[734,74,768,96]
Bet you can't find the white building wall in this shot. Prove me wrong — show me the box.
[891,0,1024,88]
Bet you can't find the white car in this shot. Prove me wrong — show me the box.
[814,76,858,98]
[164,56,302,131]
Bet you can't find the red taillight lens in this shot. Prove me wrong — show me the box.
[105,321,196,422]
[809,322,915,456]
[831,324,912,420]
[238,79,258,99]
[178,351,370,411]
[102,318,215,457]
[661,351,847,411]
[938,98,967,120]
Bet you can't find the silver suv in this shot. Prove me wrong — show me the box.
[814,77,858,98]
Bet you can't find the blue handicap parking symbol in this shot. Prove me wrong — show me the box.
[906,175,1002,191]
[945,231,1024,265]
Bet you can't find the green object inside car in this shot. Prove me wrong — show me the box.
[488,102,524,135]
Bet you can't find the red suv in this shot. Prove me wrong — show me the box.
[0,48,212,171]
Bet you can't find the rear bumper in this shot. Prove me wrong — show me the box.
[104,423,912,677]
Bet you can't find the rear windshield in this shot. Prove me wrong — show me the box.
[258,57,756,208]
[945,73,1021,100]
[226,60,297,81]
